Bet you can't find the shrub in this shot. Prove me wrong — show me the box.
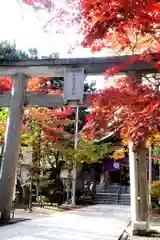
[151,181,160,198]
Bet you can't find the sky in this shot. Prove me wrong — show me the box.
[0,0,112,88]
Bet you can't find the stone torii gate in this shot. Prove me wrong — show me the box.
[0,55,156,234]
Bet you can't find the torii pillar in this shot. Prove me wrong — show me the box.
[129,141,149,235]
[0,74,27,220]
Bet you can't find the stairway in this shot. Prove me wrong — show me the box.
[93,184,130,205]
[93,183,121,204]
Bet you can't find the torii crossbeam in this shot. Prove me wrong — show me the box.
[0,53,157,77]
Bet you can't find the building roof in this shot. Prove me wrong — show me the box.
[95,132,121,145]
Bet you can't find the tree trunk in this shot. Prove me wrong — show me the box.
[55,151,60,187]
[76,162,83,177]
[28,171,33,212]
[0,145,4,171]
[32,130,41,206]
[36,130,41,206]
[66,169,72,203]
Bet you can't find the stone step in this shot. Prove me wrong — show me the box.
[92,192,130,205]
[81,184,131,206]
[126,186,130,194]
[96,184,121,194]
[93,193,119,205]
[119,194,130,205]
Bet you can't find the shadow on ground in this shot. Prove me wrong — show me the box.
[0,218,30,227]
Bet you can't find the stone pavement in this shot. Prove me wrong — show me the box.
[0,205,130,240]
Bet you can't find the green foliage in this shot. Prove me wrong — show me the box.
[50,77,64,90]
[0,108,8,121]
[153,147,160,165]
[43,52,59,59]
[74,140,110,163]
[153,147,160,157]
[40,179,55,186]
[0,41,29,60]
[0,40,59,60]
[151,181,160,198]
[28,48,38,59]
[0,108,8,141]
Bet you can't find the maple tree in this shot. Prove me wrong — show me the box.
[76,0,160,148]
[83,76,160,148]
[77,0,160,53]
[23,106,74,204]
